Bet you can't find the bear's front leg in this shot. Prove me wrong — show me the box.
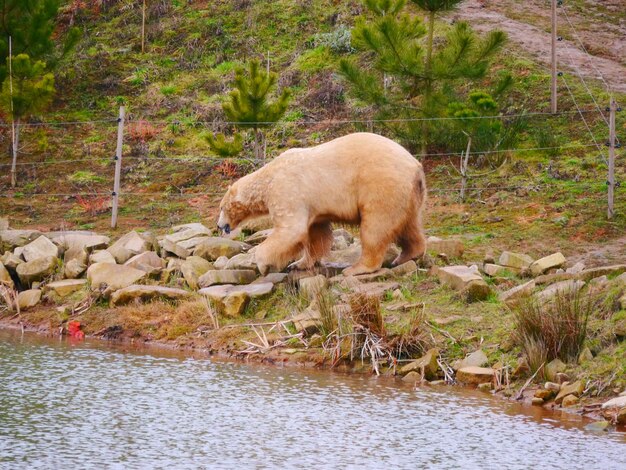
[255,225,309,275]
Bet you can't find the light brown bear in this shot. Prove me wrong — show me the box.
[217,132,427,276]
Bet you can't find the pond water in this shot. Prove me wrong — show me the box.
[1,329,625,469]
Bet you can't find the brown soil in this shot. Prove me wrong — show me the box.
[456,0,626,93]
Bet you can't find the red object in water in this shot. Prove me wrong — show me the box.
[67,321,85,340]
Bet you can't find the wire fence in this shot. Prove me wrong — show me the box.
[0,7,624,225]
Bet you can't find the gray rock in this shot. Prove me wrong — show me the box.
[193,238,250,261]
[498,251,534,271]
[244,229,272,245]
[225,253,258,271]
[483,263,508,277]
[536,280,585,303]
[86,262,147,296]
[198,269,256,288]
[566,262,586,274]
[325,244,399,269]
[458,349,489,369]
[213,256,229,270]
[107,231,152,263]
[391,260,418,276]
[427,236,464,258]
[64,246,89,279]
[46,279,88,298]
[110,285,191,306]
[124,251,165,275]
[0,229,42,250]
[456,366,495,385]
[64,259,87,279]
[252,273,288,284]
[51,233,109,252]
[530,252,566,276]
[17,289,42,310]
[0,262,14,288]
[400,348,439,379]
[299,275,328,300]
[89,250,117,265]
[181,256,214,290]
[16,256,58,285]
[199,282,274,301]
[498,280,535,304]
[576,265,626,282]
[434,265,491,302]
[545,358,567,382]
[22,236,59,262]
[0,251,23,269]
[291,307,322,335]
[601,396,626,410]
[347,281,400,299]
[166,225,211,243]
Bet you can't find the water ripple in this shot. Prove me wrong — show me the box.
[0,331,624,470]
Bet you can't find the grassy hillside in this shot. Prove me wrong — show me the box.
[1,0,625,263]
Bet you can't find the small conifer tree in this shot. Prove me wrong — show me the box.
[218,59,291,159]
[205,132,244,158]
[340,0,507,153]
[0,55,55,186]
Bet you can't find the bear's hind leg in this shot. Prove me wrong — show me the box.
[343,220,392,276]
[393,213,426,266]
[289,221,333,270]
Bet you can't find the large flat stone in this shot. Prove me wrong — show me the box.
[576,265,626,282]
[16,256,58,285]
[124,251,165,275]
[400,348,440,379]
[498,251,534,271]
[110,285,191,306]
[46,279,88,298]
[434,265,491,301]
[181,256,214,290]
[166,225,212,243]
[456,367,495,385]
[89,250,117,265]
[498,280,535,305]
[225,253,258,271]
[22,236,59,262]
[17,289,42,310]
[536,280,585,303]
[198,269,257,288]
[199,282,274,300]
[50,233,110,252]
[87,262,147,295]
[107,231,152,264]
[0,229,42,250]
[193,238,250,261]
[530,252,566,276]
[427,237,464,258]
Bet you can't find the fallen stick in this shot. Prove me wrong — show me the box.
[514,362,545,401]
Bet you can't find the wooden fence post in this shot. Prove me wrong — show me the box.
[111,106,125,228]
[607,97,616,219]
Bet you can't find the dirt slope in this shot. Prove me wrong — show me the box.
[456,0,626,93]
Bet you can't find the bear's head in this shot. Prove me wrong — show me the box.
[217,184,248,234]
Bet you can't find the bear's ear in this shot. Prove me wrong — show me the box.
[229,185,238,199]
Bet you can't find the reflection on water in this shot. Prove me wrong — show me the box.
[1,330,625,469]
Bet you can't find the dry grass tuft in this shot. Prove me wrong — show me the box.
[513,289,591,372]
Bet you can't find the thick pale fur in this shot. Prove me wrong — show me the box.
[217,132,427,276]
